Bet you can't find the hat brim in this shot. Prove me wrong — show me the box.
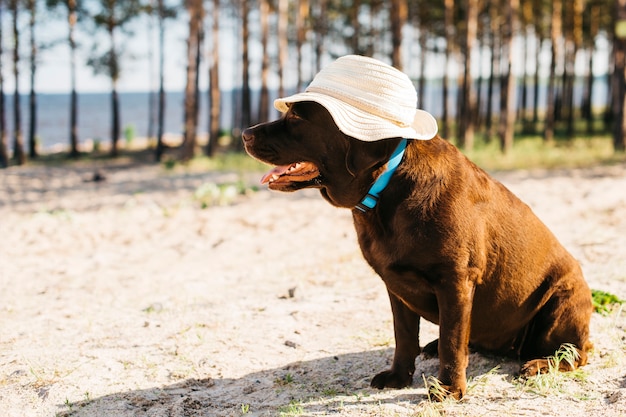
[274,92,438,142]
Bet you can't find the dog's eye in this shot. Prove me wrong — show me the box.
[288,112,303,122]
[288,106,306,121]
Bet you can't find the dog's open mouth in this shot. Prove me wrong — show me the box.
[260,162,320,189]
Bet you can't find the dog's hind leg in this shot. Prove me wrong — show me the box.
[421,339,439,358]
[371,291,421,389]
[519,276,593,377]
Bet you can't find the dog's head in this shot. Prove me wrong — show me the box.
[242,102,403,208]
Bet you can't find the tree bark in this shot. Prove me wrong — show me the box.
[390,0,406,69]
[28,0,37,158]
[258,0,270,123]
[613,0,626,152]
[239,0,252,137]
[583,3,598,135]
[459,0,478,150]
[11,0,24,165]
[498,0,519,153]
[155,0,166,161]
[485,0,501,142]
[109,25,121,157]
[207,0,220,156]
[296,0,309,90]
[532,35,540,126]
[313,0,327,73]
[181,0,203,160]
[350,0,361,54]
[277,0,288,99]
[68,0,79,158]
[544,0,562,144]
[441,0,454,139]
[0,0,7,168]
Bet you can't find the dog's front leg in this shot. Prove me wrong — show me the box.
[432,280,475,401]
[371,291,420,389]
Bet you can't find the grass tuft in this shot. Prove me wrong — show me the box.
[278,400,304,416]
[591,289,624,315]
[519,343,586,396]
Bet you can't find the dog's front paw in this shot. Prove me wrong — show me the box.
[370,369,413,389]
[424,375,465,401]
[428,383,464,402]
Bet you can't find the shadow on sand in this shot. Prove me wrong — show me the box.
[57,347,520,417]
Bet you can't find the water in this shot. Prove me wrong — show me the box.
[3,91,236,152]
[2,77,611,152]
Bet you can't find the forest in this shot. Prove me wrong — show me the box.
[0,0,625,168]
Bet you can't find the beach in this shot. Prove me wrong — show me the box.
[1,157,626,416]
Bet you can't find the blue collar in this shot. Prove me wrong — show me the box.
[355,139,408,212]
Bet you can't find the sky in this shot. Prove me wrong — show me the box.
[3,10,241,94]
[2,10,612,95]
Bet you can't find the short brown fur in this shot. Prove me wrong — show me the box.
[242,102,592,400]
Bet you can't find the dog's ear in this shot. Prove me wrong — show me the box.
[345,138,403,177]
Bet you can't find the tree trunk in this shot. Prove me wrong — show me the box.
[207,0,220,157]
[417,28,426,111]
[28,0,37,158]
[583,4,598,134]
[519,31,529,125]
[532,36,540,126]
[613,0,626,152]
[181,0,203,160]
[68,0,79,158]
[194,25,202,131]
[475,43,483,128]
[147,2,156,142]
[485,0,501,142]
[390,0,406,69]
[459,0,478,150]
[277,0,288,98]
[258,0,270,123]
[109,25,120,157]
[155,0,166,161]
[0,0,7,168]
[350,0,361,54]
[296,0,309,90]
[313,0,327,73]
[544,0,561,144]
[240,0,252,136]
[583,48,594,134]
[441,0,454,139]
[565,0,583,139]
[498,0,519,153]
[563,41,576,139]
[111,83,120,156]
[11,0,24,165]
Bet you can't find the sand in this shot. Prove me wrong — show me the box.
[1,158,626,416]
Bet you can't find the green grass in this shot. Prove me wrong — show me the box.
[591,289,624,315]
[278,400,304,416]
[518,343,588,397]
[463,135,625,172]
[163,151,269,173]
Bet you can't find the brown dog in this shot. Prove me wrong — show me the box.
[242,100,592,400]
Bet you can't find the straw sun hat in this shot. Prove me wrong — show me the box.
[274,55,438,142]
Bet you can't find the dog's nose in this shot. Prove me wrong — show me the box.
[242,128,255,144]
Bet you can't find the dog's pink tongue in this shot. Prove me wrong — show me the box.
[261,165,290,184]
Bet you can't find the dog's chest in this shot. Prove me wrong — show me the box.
[353,212,440,321]
[352,212,430,283]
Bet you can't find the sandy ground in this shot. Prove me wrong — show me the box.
[1,157,626,417]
